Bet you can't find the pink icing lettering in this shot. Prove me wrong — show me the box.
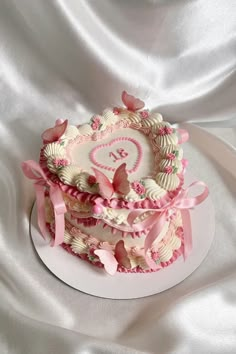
[117,148,128,158]
[109,151,120,162]
[109,148,129,162]
[89,137,142,173]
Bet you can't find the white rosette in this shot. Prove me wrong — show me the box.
[114,214,127,225]
[62,125,79,140]
[71,237,88,254]
[58,165,81,185]
[78,123,93,136]
[128,111,141,124]
[142,178,166,200]
[169,235,181,250]
[44,142,67,174]
[102,109,119,125]
[160,144,183,160]
[74,172,99,194]
[156,172,180,191]
[44,142,66,159]
[46,157,61,174]
[104,208,117,221]
[159,159,182,173]
[64,230,73,244]
[141,112,163,128]
[158,244,173,262]
[154,133,178,148]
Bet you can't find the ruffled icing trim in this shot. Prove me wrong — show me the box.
[40,148,185,210]
[46,222,184,273]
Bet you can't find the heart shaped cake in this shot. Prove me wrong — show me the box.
[22,91,209,275]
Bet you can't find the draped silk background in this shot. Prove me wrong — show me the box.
[0,1,236,353]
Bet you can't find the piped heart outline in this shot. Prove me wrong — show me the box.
[89,137,143,173]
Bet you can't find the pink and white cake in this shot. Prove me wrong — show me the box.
[22,92,209,275]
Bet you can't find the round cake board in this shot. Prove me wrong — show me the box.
[30,174,215,300]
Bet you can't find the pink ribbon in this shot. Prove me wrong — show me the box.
[22,160,67,246]
[127,181,209,270]
[177,128,189,144]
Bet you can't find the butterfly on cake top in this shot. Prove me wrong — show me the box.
[22,91,209,275]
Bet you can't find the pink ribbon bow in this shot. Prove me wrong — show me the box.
[22,160,67,246]
[127,181,209,270]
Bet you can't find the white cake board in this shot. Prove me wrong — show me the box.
[30,175,215,300]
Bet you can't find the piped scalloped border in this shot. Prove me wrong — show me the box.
[41,93,188,204]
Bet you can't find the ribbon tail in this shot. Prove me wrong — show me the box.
[34,184,47,240]
[181,209,192,260]
[50,185,67,247]
[144,212,167,270]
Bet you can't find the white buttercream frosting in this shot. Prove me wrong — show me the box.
[142,178,166,200]
[154,133,178,148]
[64,230,73,244]
[63,125,79,140]
[46,156,61,174]
[128,111,141,124]
[114,214,127,225]
[160,144,183,160]
[156,173,180,191]
[77,123,93,136]
[159,159,182,173]
[44,142,66,159]
[124,188,142,202]
[71,237,88,254]
[102,109,119,125]
[158,244,173,262]
[169,235,181,250]
[103,208,129,226]
[75,172,99,193]
[141,113,163,128]
[58,165,81,185]
[158,234,181,262]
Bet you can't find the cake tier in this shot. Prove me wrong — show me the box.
[45,197,184,274]
[41,93,186,207]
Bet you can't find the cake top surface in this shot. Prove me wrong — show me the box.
[40,91,187,209]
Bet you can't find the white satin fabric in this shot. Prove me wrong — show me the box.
[0,1,236,353]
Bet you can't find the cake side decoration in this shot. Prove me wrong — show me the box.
[22,91,209,275]
[127,180,209,270]
[21,160,66,246]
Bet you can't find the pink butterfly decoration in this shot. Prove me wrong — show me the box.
[41,119,68,144]
[121,91,145,112]
[92,163,130,199]
[94,240,131,275]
